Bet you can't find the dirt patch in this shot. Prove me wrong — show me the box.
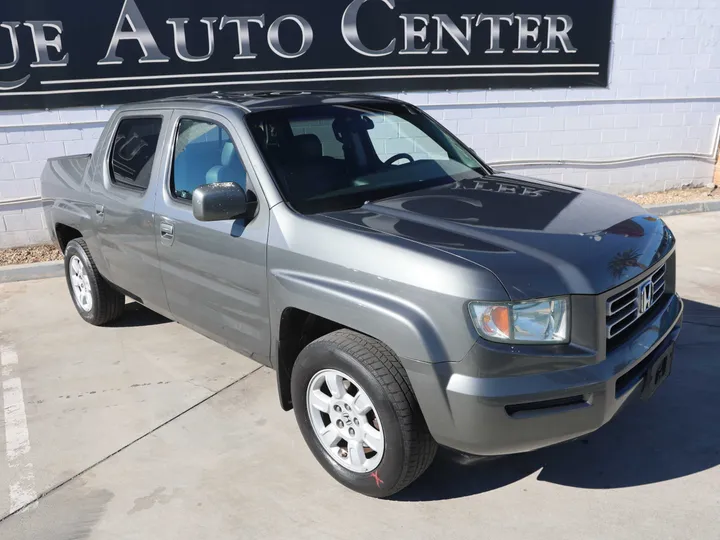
[0,244,62,267]
[625,186,719,206]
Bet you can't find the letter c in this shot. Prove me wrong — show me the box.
[342,0,396,57]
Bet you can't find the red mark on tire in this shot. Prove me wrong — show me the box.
[370,471,384,487]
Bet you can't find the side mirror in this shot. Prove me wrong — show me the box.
[192,182,248,222]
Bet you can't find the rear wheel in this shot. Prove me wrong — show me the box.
[291,329,437,497]
[64,239,125,326]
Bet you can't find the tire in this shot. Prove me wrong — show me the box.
[64,238,125,326]
[291,329,437,498]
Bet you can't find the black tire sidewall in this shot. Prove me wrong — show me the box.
[291,340,408,497]
[64,240,103,324]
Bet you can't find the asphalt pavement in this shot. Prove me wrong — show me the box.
[1,212,719,540]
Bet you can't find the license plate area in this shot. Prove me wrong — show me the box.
[640,344,674,400]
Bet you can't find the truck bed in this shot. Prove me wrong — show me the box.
[40,153,93,248]
[41,154,92,196]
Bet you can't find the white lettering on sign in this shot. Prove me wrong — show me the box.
[0,0,582,92]
[98,0,170,65]
[341,0,577,57]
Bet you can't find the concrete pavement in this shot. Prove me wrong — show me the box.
[1,212,720,540]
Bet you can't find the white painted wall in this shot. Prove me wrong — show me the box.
[1,0,719,248]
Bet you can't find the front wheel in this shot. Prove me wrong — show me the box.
[291,329,437,497]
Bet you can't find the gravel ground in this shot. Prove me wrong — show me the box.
[626,185,718,205]
[0,244,62,267]
[0,185,717,267]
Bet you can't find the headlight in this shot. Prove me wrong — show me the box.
[468,297,569,344]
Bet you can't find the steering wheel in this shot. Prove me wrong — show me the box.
[385,153,415,166]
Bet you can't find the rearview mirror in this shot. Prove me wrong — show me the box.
[192,182,248,222]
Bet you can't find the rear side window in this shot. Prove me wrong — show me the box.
[110,117,163,191]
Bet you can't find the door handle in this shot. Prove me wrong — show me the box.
[159,221,175,246]
[160,223,174,236]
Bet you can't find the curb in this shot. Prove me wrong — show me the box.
[644,199,720,217]
[0,260,64,284]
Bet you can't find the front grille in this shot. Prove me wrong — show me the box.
[606,264,666,339]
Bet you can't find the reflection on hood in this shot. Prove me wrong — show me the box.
[319,173,675,298]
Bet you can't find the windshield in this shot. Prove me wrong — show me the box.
[246,102,490,214]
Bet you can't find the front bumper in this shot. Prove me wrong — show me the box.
[404,293,683,456]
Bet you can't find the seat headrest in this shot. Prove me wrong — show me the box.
[293,134,322,159]
[206,142,247,187]
[221,142,237,166]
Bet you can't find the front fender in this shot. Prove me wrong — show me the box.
[270,269,451,364]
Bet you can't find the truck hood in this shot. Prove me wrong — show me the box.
[321,174,674,300]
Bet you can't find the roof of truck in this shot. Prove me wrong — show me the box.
[148,90,401,113]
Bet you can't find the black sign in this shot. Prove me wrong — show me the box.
[0,0,614,110]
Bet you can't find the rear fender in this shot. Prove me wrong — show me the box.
[41,156,107,275]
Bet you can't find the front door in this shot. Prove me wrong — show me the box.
[154,111,271,364]
[91,112,171,314]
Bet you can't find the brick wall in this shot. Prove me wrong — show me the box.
[1,0,720,248]
[0,108,114,247]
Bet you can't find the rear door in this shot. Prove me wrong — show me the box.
[154,110,271,363]
[91,111,171,314]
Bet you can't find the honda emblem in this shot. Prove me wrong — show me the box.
[638,280,653,314]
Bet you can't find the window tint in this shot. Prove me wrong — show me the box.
[110,117,162,191]
[171,118,246,201]
[366,114,449,162]
[247,103,485,215]
[290,118,344,159]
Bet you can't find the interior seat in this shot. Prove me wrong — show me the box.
[281,134,349,200]
[205,142,247,189]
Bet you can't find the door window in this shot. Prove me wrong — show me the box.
[171,118,246,201]
[110,117,163,191]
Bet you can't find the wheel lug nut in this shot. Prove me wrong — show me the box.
[353,418,359,426]
[348,427,355,436]
[333,405,342,412]
[336,420,344,428]
[344,404,351,411]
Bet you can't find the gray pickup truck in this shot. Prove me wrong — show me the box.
[41,91,683,497]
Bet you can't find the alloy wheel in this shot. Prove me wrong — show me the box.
[69,255,93,312]
[306,369,385,473]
